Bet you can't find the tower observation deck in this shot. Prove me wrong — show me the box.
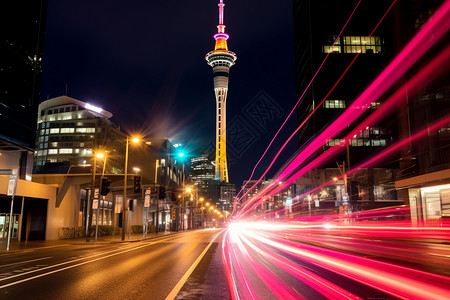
[206,0,237,183]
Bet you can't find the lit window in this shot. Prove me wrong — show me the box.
[325,35,384,54]
[80,149,92,155]
[59,148,73,154]
[62,115,72,120]
[370,102,381,109]
[76,128,95,133]
[74,149,80,154]
[49,149,58,154]
[60,128,75,133]
[51,142,58,147]
[50,128,60,134]
[323,45,341,53]
[324,100,346,109]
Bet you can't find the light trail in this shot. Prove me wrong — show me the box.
[236,1,450,217]
[235,0,398,208]
[223,2,450,299]
[223,220,450,299]
[235,0,363,204]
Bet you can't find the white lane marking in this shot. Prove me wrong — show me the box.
[0,234,179,289]
[165,229,225,300]
[0,257,52,268]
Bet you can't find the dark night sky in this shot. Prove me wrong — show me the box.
[40,0,298,188]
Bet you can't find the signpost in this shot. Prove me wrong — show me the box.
[143,189,151,238]
[93,188,99,242]
[7,169,18,251]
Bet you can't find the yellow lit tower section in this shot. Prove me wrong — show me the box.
[206,0,237,183]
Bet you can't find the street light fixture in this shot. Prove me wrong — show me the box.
[87,150,105,241]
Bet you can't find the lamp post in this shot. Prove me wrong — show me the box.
[199,197,204,228]
[122,137,139,241]
[86,150,104,241]
[95,151,106,242]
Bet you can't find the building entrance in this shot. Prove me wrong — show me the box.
[0,214,19,239]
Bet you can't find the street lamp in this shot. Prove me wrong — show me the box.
[122,136,140,241]
[199,198,204,228]
[95,151,107,242]
[87,150,105,241]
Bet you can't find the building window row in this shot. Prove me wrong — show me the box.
[326,138,388,147]
[324,100,346,109]
[41,105,77,116]
[323,35,383,54]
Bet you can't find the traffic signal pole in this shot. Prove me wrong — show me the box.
[122,138,129,240]
[156,186,159,233]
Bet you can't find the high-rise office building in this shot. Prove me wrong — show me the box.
[292,0,398,210]
[206,0,237,183]
[190,155,215,189]
[34,96,126,173]
[292,0,449,215]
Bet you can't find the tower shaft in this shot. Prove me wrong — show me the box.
[215,87,228,182]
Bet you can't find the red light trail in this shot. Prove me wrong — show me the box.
[223,1,450,298]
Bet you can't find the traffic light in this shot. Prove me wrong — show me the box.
[159,186,166,199]
[133,176,141,193]
[100,176,111,196]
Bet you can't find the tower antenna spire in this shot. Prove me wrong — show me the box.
[219,0,225,26]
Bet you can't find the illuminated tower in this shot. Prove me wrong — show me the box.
[206,0,237,183]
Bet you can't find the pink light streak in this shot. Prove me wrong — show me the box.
[234,0,364,205]
[223,222,450,299]
[236,1,450,217]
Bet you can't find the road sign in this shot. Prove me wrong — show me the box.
[286,196,292,207]
[144,194,150,207]
[7,169,18,196]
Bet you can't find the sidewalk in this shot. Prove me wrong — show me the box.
[0,231,178,254]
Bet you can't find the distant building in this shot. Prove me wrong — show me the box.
[190,155,215,192]
[34,96,126,174]
[209,181,235,212]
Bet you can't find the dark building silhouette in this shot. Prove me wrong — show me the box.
[0,0,48,151]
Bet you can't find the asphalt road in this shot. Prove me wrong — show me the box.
[0,229,229,300]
